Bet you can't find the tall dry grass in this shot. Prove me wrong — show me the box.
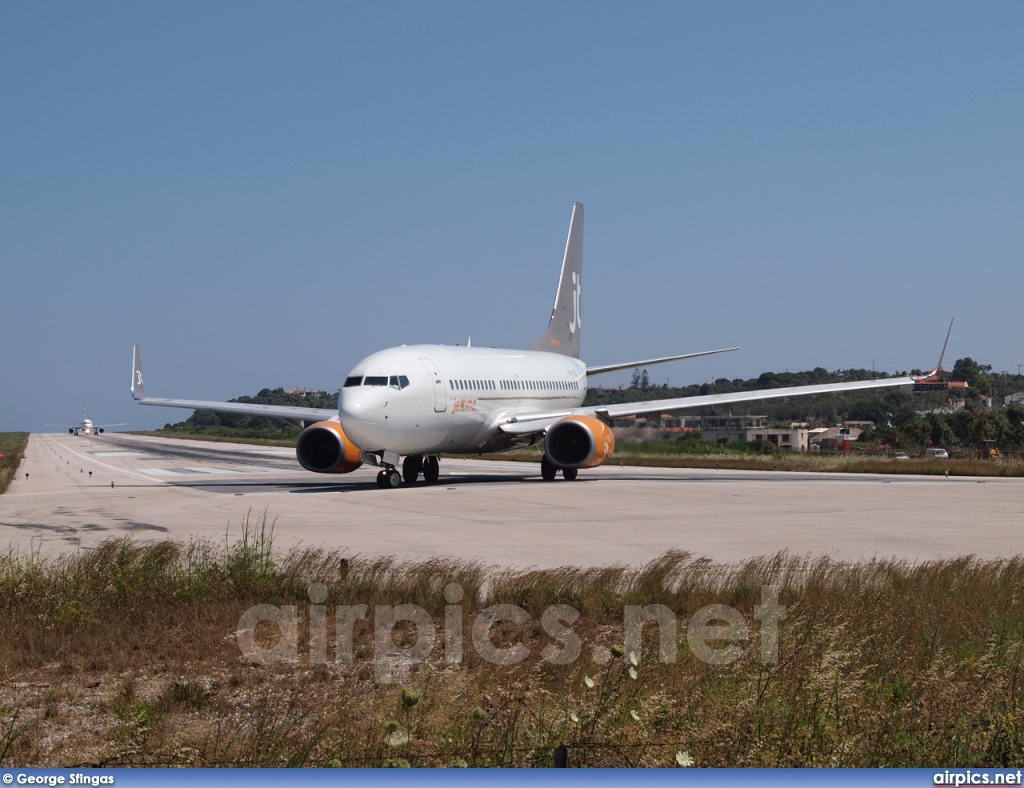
[0,433,29,495]
[1,523,1023,767]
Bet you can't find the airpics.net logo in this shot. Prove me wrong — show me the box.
[234,583,785,683]
[934,771,1024,786]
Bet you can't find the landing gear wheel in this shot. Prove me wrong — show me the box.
[541,455,557,481]
[402,455,423,484]
[376,468,401,489]
[422,456,440,484]
[562,468,578,481]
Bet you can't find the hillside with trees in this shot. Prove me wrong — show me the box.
[592,360,1024,452]
[158,388,336,439]
[157,361,1024,452]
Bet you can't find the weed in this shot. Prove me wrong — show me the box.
[0,433,29,495]
[2,539,1024,766]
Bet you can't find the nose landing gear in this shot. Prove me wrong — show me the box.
[376,468,401,489]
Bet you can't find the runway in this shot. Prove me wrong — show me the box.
[2,432,1021,567]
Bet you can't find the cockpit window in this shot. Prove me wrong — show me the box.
[346,374,410,389]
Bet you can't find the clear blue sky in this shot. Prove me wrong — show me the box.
[2,1,1021,432]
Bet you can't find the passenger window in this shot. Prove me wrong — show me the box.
[343,376,363,387]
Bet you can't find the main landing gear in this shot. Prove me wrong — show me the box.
[376,455,440,488]
[541,454,578,481]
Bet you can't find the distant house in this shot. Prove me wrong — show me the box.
[1006,392,1024,407]
[812,425,865,453]
[697,415,767,443]
[746,423,811,452]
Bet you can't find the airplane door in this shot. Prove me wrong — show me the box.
[419,358,447,413]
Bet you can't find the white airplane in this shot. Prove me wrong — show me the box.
[131,202,916,488]
[47,408,128,436]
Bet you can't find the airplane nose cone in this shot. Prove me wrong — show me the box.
[338,389,385,447]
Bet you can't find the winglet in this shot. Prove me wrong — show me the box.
[935,317,954,374]
[532,202,583,359]
[131,345,146,400]
[911,318,955,382]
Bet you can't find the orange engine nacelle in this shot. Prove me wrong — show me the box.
[295,421,363,474]
[545,415,616,469]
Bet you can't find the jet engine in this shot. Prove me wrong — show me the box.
[544,415,616,469]
[295,421,363,474]
[97,428,104,434]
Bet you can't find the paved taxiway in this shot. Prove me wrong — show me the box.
[2,432,1021,566]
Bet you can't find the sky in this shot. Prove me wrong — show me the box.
[1,1,1022,433]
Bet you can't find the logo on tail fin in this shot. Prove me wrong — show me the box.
[532,202,584,359]
[569,271,581,335]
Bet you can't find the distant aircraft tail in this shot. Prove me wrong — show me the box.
[131,345,146,400]
[532,201,583,359]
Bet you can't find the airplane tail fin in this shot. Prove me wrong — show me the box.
[532,201,583,359]
[131,345,146,400]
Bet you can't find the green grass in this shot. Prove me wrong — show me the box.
[0,433,29,495]
[2,521,1024,767]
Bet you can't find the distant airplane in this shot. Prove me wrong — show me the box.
[47,408,127,436]
[131,202,920,489]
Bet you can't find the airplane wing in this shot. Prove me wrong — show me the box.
[92,423,129,429]
[499,375,916,436]
[130,345,338,423]
[586,347,739,376]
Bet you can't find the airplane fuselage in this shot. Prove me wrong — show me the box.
[338,345,587,455]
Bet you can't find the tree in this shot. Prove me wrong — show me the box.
[952,357,992,396]
[927,414,957,448]
[898,420,931,449]
[848,399,892,427]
